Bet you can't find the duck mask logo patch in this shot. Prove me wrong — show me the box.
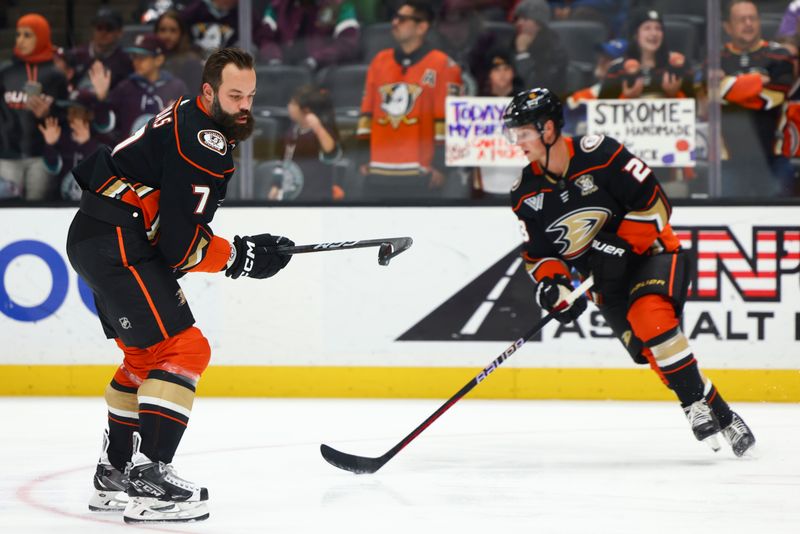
[198,129,227,155]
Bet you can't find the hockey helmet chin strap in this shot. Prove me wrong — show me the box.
[538,121,563,183]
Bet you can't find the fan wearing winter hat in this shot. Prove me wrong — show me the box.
[599,8,694,100]
[510,0,569,96]
[0,13,68,200]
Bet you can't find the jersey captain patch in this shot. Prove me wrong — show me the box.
[197,129,228,155]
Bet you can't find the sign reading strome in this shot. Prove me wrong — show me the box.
[445,96,528,167]
[586,98,695,167]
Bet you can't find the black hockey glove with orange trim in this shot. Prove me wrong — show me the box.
[225,234,294,279]
[587,232,631,293]
[535,274,587,324]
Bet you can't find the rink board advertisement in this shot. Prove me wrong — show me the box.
[0,206,798,400]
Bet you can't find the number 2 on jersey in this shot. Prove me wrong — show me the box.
[623,157,652,183]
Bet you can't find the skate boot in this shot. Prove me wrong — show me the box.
[123,432,209,523]
[683,399,721,452]
[721,412,756,457]
[88,429,129,512]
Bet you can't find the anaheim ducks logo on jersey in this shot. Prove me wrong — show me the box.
[546,207,611,258]
[377,83,422,128]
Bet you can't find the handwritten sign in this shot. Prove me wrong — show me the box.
[586,99,696,167]
[445,96,528,167]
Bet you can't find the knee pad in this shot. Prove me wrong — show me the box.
[627,294,680,343]
[151,326,211,382]
[115,339,154,386]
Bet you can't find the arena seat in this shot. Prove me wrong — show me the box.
[549,20,608,66]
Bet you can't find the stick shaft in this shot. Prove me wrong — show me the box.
[321,276,594,473]
[383,276,593,460]
[261,237,411,255]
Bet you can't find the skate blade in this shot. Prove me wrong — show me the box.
[702,433,722,452]
[123,497,209,523]
[88,490,128,512]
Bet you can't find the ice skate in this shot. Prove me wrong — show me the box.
[123,432,209,523]
[722,412,756,457]
[88,429,129,512]
[683,399,721,452]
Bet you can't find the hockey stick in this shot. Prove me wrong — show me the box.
[320,275,595,474]
[262,237,413,266]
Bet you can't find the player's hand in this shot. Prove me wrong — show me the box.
[225,234,294,279]
[535,274,586,324]
[37,117,61,145]
[587,232,631,293]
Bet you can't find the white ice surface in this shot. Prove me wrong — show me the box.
[0,398,798,534]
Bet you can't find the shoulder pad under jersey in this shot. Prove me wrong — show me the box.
[174,98,234,179]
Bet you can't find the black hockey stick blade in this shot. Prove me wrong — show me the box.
[320,444,389,474]
[262,237,413,266]
[320,276,595,474]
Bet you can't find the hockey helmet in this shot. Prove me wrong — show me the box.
[502,87,564,138]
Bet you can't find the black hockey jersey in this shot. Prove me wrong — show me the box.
[510,135,679,283]
[72,96,236,274]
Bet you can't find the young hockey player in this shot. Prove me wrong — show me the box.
[502,87,756,457]
[66,48,294,523]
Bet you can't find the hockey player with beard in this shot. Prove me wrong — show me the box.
[502,87,756,457]
[66,48,294,523]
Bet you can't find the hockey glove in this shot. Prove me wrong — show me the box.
[587,232,631,293]
[225,234,294,280]
[535,274,587,324]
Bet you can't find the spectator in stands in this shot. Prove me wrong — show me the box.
[139,0,191,23]
[568,38,626,105]
[718,0,795,197]
[564,38,626,134]
[471,48,523,199]
[0,13,67,200]
[266,85,344,201]
[472,0,515,22]
[39,102,106,201]
[89,34,187,139]
[180,0,267,58]
[357,0,463,199]
[53,47,80,98]
[258,0,362,71]
[777,0,800,56]
[154,9,204,92]
[599,9,693,99]
[435,0,483,88]
[478,47,522,98]
[70,7,133,93]
[549,0,627,38]
[510,0,568,96]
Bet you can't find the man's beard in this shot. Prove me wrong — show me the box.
[211,94,255,141]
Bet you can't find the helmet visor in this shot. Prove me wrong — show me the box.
[502,125,541,145]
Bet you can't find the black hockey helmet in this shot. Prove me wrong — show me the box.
[502,87,564,133]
